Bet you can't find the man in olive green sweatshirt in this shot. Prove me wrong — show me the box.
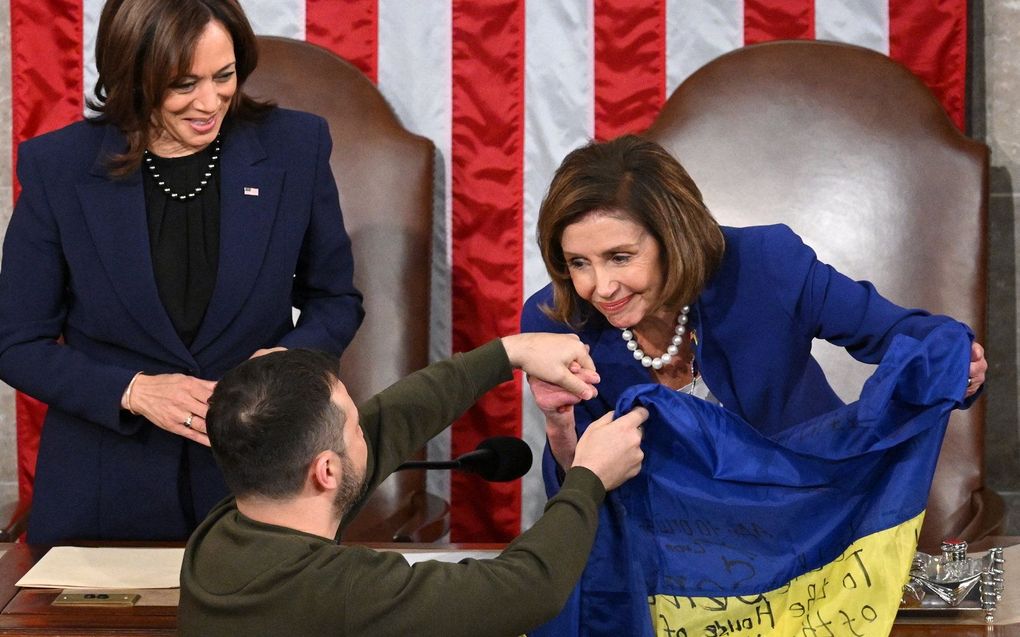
[178,333,646,636]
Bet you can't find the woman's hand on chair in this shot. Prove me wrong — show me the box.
[965,341,987,398]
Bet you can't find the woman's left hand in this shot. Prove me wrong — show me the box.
[127,373,216,446]
[965,341,987,398]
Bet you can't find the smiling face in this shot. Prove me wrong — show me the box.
[148,19,237,157]
[560,211,667,330]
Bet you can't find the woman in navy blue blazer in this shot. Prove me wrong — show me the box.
[0,0,364,542]
[520,135,989,635]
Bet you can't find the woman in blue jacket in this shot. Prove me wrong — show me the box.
[0,0,363,542]
[521,135,986,631]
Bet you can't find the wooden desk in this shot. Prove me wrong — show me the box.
[0,543,175,635]
[0,542,1013,635]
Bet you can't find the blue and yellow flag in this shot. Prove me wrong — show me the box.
[534,322,972,636]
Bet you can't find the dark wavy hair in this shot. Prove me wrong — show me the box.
[90,0,272,175]
[536,135,725,326]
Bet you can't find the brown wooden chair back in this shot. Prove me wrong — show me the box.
[245,36,444,541]
[645,39,1001,551]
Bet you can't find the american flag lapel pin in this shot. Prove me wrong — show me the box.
[243,186,260,197]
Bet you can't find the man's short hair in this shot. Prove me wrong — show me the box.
[207,349,346,499]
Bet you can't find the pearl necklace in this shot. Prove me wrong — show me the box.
[622,305,691,370]
[143,136,221,201]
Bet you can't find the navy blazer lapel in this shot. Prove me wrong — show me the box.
[190,122,284,354]
[77,127,195,366]
[693,291,741,416]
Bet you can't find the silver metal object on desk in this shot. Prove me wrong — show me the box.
[899,538,1005,622]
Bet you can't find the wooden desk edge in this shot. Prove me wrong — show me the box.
[0,541,1014,635]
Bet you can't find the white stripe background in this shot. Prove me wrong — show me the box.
[77,0,892,530]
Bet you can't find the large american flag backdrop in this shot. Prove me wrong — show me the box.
[10,0,968,542]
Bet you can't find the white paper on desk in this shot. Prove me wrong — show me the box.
[15,547,185,589]
[387,550,501,566]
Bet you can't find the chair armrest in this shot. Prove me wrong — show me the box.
[0,500,30,543]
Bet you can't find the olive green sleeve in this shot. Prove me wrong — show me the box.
[343,339,513,525]
[343,467,606,637]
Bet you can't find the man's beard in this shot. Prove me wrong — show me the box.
[333,452,368,520]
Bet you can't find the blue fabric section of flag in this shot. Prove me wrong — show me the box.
[529,321,971,636]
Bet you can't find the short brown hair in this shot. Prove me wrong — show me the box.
[90,0,272,175]
[536,135,725,326]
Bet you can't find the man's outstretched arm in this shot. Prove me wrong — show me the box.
[348,333,600,522]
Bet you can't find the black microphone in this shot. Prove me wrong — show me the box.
[396,436,533,482]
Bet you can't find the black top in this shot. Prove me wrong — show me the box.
[142,145,220,346]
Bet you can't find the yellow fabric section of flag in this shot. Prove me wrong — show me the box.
[649,511,924,636]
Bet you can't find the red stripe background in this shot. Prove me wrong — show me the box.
[449,0,526,541]
[889,0,968,131]
[593,0,667,140]
[305,0,379,83]
[10,0,84,510]
[11,0,83,195]
[744,0,814,43]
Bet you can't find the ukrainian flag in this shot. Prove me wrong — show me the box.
[534,321,972,636]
